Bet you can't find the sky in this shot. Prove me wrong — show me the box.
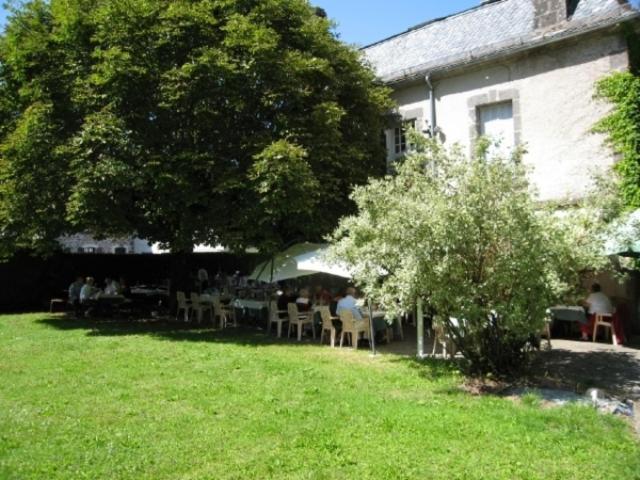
[0,1,480,45]
[312,0,479,46]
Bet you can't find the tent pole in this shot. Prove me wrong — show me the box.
[416,298,424,358]
[367,299,376,356]
[267,255,275,330]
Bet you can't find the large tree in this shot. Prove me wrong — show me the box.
[0,0,392,258]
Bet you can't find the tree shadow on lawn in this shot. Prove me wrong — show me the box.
[388,355,462,382]
[36,315,404,351]
[36,315,459,378]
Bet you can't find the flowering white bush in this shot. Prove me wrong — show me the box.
[329,136,604,374]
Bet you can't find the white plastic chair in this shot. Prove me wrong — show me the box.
[176,291,191,322]
[190,292,213,324]
[338,310,369,349]
[318,306,338,347]
[593,313,617,345]
[287,303,315,342]
[214,297,236,329]
[431,319,458,359]
[268,301,288,338]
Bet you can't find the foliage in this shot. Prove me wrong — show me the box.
[0,0,393,257]
[594,71,640,210]
[1,313,639,479]
[329,135,603,375]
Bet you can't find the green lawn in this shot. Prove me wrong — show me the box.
[0,314,639,479]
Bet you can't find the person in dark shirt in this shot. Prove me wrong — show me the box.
[277,287,295,311]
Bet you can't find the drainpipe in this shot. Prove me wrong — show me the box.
[425,74,437,138]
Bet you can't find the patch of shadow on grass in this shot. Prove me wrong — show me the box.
[37,316,334,349]
[388,355,461,381]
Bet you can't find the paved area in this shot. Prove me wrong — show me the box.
[531,338,640,401]
[378,326,640,401]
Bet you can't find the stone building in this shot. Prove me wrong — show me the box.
[363,0,639,202]
[58,234,153,255]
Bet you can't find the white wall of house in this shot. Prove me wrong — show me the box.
[58,234,153,254]
[386,32,629,202]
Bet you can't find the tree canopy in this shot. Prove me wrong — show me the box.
[0,0,392,257]
[329,136,603,374]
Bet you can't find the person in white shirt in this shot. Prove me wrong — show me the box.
[336,287,363,321]
[68,276,84,317]
[581,283,614,340]
[80,277,97,304]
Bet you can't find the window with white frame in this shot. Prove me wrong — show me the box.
[477,101,514,155]
[393,119,416,155]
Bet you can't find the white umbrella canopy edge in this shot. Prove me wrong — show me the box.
[249,243,325,283]
[295,246,353,279]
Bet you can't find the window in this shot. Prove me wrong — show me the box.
[82,245,98,254]
[77,247,84,254]
[114,246,127,255]
[477,101,514,155]
[394,119,416,155]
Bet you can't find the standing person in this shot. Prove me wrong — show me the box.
[197,268,209,292]
[580,283,614,341]
[68,276,84,318]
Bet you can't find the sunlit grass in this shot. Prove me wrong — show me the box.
[1,313,638,479]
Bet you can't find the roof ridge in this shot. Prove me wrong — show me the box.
[361,0,508,50]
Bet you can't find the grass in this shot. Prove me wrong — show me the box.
[1,313,639,480]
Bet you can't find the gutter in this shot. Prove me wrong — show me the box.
[425,74,437,137]
[378,10,640,86]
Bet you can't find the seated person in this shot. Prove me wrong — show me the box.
[313,285,333,306]
[80,277,98,304]
[68,276,84,317]
[104,277,120,296]
[580,283,614,341]
[118,277,131,297]
[336,287,364,321]
[296,288,311,312]
[277,287,295,311]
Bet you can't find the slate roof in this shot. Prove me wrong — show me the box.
[362,0,639,84]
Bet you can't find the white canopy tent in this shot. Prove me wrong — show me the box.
[295,246,353,279]
[249,243,325,283]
